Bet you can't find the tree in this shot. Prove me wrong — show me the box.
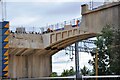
[109,28,120,74]
[81,65,91,76]
[61,69,69,77]
[89,25,114,75]
[60,66,75,77]
[69,66,75,75]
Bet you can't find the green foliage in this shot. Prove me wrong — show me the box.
[69,67,75,75]
[61,69,69,77]
[60,67,75,77]
[81,65,91,76]
[89,25,114,75]
[89,25,120,75]
[109,28,120,74]
[50,72,58,77]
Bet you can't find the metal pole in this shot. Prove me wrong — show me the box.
[1,0,4,21]
[75,42,82,80]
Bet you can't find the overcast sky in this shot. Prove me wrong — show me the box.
[0,0,106,27]
[7,2,82,27]
[52,50,93,75]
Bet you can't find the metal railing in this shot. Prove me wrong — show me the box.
[17,75,120,80]
[9,17,81,34]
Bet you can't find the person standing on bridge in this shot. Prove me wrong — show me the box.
[47,28,53,33]
[76,20,80,27]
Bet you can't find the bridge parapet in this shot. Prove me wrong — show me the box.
[44,26,91,49]
[9,33,44,49]
[9,25,88,49]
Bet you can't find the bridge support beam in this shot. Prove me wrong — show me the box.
[8,54,52,78]
[75,42,82,80]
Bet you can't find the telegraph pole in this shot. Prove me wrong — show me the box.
[75,42,82,80]
[95,49,98,80]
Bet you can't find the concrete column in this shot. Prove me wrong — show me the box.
[81,4,89,14]
[9,54,52,78]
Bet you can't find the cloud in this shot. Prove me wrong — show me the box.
[7,2,104,27]
[7,2,82,26]
[52,50,69,63]
[44,2,81,16]
[10,15,40,26]
[52,51,93,75]
[52,60,75,75]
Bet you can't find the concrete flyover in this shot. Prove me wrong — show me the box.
[8,26,97,78]
[8,2,120,78]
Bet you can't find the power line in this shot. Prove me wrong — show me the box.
[65,40,96,54]
[64,39,96,80]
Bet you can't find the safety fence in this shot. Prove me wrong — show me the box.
[9,17,81,34]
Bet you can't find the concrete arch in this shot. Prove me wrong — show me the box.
[45,33,97,56]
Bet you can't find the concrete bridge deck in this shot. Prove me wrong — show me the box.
[9,26,96,56]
